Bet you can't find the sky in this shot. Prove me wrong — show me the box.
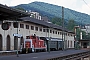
[0,0,90,15]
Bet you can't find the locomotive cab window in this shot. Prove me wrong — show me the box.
[26,36,30,39]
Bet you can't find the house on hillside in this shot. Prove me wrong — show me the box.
[77,25,90,49]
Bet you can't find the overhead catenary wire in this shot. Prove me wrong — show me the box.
[82,0,90,9]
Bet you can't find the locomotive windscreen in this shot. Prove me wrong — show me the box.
[26,36,36,39]
[26,36,30,39]
[30,36,36,39]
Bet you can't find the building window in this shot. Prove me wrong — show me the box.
[43,29,45,32]
[58,32,59,35]
[47,29,49,32]
[20,24,24,28]
[65,33,67,36]
[8,22,11,26]
[71,41,72,47]
[31,26,34,30]
[66,33,67,36]
[56,31,57,34]
[13,22,18,28]
[35,27,38,31]
[68,41,69,48]
[68,34,70,36]
[39,28,42,31]
[50,30,52,33]
[60,32,62,35]
[53,31,54,34]
[26,25,29,29]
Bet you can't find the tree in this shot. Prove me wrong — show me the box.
[82,31,86,39]
[67,19,76,31]
[76,28,90,40]
[15,7,26,12]
[51,17,62,26]
[76,28,80,40]
[84,33,90,39]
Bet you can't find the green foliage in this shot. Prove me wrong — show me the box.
[82,31,86,39]
[67,19,76,31]
[84,33,90,39]
[15,7,26,12]
[51,17,62,26]
[14,1,90,24]
[76,28,80,40]
[76,28,90,40]
[14,2,90,40]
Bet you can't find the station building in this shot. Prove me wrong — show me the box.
[0,4,75,51]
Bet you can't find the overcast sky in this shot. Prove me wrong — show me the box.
[0,0,90,15]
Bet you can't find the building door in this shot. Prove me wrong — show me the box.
[14,36,18,50]
[0,34,2,51]
[6,35,10,51]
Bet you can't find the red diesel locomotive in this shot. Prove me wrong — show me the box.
[22,34,46,53]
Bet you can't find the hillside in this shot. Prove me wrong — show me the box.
[14,1,90,24]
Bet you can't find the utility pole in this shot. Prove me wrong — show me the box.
[47,28,50,53]
[62,6,65,50]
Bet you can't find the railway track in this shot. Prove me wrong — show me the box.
[47,50,90,60]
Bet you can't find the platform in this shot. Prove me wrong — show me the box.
[0,49,90,60]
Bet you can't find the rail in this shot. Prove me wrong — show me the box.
[47,50,90,60]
